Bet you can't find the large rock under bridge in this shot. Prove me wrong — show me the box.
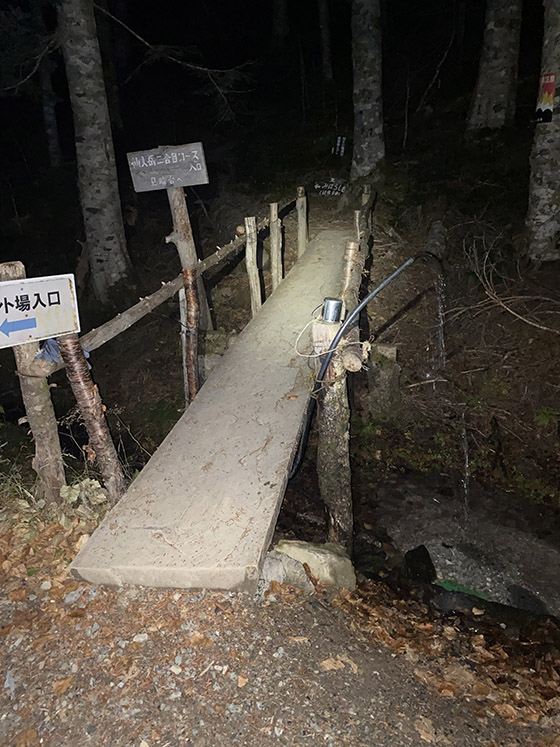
[70,230,350,591]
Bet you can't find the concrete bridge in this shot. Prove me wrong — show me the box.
[70,229,351,592]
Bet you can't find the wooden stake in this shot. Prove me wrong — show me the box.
[313,320,353,555]
[182,268,200,402]
[296,186,308,258]
[166,186,207,405]
[269,202,282,291]
[58,332,125,505]
[245,216,261,317]
[0,261,65,504]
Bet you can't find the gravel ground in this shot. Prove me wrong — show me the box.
[1,516,558,747]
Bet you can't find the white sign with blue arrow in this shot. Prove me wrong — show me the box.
[0,274,80,349]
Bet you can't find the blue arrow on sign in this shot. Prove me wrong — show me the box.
[0,317,37,338]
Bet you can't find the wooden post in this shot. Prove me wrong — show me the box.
[182,267,200,402]
[245,216,262,317]
[165,186,208,405]
[0,262,65,504]
[296,186,308,258]
[354,210,361,242]
[313,320,353,555]
[269,202,282,291]
[57,333,125,505]
[340,240,368,373]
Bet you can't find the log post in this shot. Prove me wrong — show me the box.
[313,319,353,555]
[245,216,262,316]
[340,240,368,373]
[0,261,65,504]
[354,210,361,242]
[0,262,66,503]
[166,186,208,404]
[57,332,125,505]
[270,202,282,291]
[296,185,308,258]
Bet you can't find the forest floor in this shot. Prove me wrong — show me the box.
[1,113,560,744]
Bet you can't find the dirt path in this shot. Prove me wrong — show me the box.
[1,519,558,746]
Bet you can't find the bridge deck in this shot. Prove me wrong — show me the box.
[70,230,349,591]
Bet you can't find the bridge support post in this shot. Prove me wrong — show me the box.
[313,320,353,555]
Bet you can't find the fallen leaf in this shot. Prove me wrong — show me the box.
[319,656,345,672]
[189,631,213,648]
[414,716,436,743]
[15,728,38,746]
[53,676,73,696]
[493,702,518,720]
[237,675,248,688]
[338,654,358,674]
[8,588,26,602]
[289,636,309,644]
[471,607,485,616]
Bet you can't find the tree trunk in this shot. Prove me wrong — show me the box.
[58,332,126,505]
[466,0,522,132]
[314,323,353,555]
[526,0,560,262]
[0,262,65,504]
[58,0,131,304]
[38,57,62,169]
[318,0,333,83]
[350,0,385,181]
[271,0,289,49]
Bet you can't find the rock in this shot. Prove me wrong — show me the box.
[40,581,52,591]
[401,545,437,584]
[63,590,80,605]
[132,633,148,643]
[273,540,356,591]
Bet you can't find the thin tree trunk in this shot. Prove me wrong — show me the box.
[527,0,560,262]
[318,0,333,83]
[350,0,385,181]
[0,262,65,504]
[466,0,522,132]
[58,332,126,505]
[271,0,289,49]
[38,58,62,168]
[58,0,131,304]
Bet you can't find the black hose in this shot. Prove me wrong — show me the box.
[288,253,438,479]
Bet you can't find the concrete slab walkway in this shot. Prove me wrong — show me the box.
[70,230,351,591]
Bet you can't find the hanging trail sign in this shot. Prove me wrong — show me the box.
[127,142,209,193]
[0,274,79,349]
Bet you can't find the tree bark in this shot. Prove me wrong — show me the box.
[58,0,130,303]
[318,0,333,82]
[466,0,522,132]
[38,57,62,169]
[0,262,65,504]
[527,0,560,262]
[58,332,126,505]
[271,0,289,49]
[314,322,353,555]
[350,0,385,181]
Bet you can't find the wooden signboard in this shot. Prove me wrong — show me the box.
[127,142,209,193]
[0,273,80,350]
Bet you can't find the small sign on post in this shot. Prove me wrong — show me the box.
[0,274,79,349]
[127,142,209,192]
[127,142,211,405]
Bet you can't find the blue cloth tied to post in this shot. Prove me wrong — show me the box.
[36,338,91,369]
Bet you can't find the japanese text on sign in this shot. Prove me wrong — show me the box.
[127,142,209,193]
[0,274,80,349]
